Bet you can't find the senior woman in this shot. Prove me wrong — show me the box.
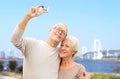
[58,36,90,79]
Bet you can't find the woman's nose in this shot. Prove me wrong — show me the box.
[61,46,65,50]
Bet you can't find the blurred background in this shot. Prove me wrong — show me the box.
[0,0,120,79]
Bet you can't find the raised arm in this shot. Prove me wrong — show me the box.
[10,5,45,53]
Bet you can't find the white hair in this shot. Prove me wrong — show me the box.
[66,36,79,52]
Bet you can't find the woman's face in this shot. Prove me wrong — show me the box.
[59,39,75,58]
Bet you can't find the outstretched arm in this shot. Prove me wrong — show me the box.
[11,5,45,53]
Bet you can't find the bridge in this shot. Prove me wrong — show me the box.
[81,39,120,60]
[82,49,120,60]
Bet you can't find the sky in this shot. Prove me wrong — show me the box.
[0,0,120,53]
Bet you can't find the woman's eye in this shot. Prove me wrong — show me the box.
[65,45,69,47]
[61,44,64,46]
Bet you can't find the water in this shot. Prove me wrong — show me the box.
[2,59,120,73]
[75,60,120,73]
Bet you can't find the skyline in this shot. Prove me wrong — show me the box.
[0,0,120,53]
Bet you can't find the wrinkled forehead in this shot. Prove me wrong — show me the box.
[53,23,68,31]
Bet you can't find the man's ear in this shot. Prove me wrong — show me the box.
[49,28,52,32]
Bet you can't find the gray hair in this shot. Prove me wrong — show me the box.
[52,22,68,28]
[66,36,79,56]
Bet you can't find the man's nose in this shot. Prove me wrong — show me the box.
[58,30,62,35]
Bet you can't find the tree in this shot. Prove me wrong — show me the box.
[117,55,120,60]
[17,65,23,74]
[7,60,17,72]
[112,66,120,73]
[0,61,4,71]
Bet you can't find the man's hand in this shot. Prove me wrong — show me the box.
[26,5,45,18]
[78,73,91,79]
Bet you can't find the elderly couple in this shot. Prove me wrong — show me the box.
[11,5,90,79]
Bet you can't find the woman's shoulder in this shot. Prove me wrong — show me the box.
[75,63,85,69]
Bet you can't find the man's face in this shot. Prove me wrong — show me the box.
[50,23,68,43]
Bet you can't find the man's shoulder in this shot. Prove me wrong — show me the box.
[25,37,43,43]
